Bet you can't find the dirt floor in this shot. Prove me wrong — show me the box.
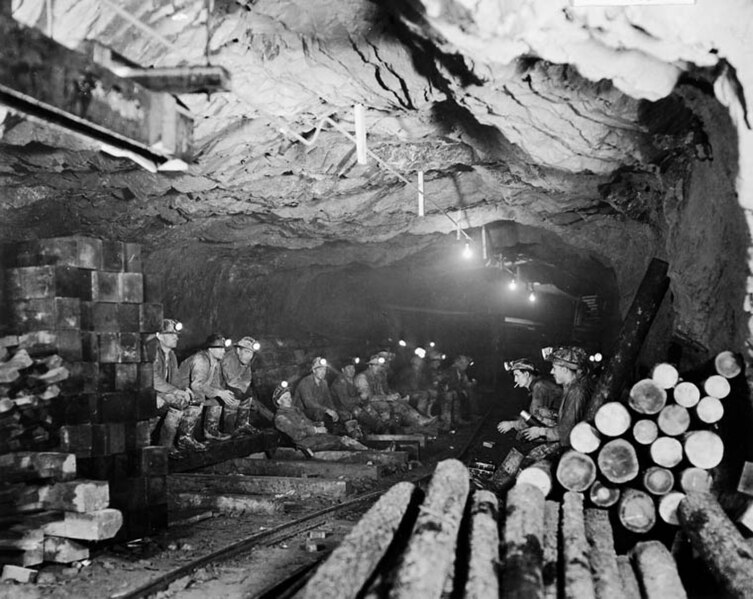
[0,387,519,599]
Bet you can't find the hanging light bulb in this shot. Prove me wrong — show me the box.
[462,242,473,259]
[508,278,517,290]
[528,285,536,302]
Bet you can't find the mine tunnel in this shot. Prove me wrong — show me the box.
[1,1,753,597]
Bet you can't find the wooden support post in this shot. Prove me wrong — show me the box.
[618,489,655,534]
[543,501,560,599]
[501,483,545,598]
[584,509,624,599]
[631,541,687,599]
[586,258,669,420]
[678,491,753,598]
[597,439,639,484]
[616,555,642,599]
[557,450,597,492]
[300,482,417,599]
[562,492,596,599]
[391,460,469,598]
[464,490,500,598]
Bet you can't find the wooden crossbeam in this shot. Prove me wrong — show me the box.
[169,473,352,499]
[0,14,192,162]
[169,431,279,473]
[204,458,385,480]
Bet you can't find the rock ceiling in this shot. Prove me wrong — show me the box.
[1,0,751,303]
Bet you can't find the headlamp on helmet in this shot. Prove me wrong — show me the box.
[414,347,427,359]
[159,319,183,335]
[312,357,327,369]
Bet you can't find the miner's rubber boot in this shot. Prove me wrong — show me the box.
[234,407,260,436]
[222,407,238,436]
[159,408,183,458]
[176,406,208,453]
[204,406,232,441]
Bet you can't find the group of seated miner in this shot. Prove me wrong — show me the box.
[149,319,481,458]
[484,345,593,494]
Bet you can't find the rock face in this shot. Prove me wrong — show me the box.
[0,0,751,369]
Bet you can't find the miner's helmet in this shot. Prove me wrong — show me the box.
[312,356,328,370]
[543,346,588,370]
[206,333,232,349]
[368,354,386,366]
[503,358,537,374]
[272,381,291,405]
[235,336,261,352]
[158,319,183,335]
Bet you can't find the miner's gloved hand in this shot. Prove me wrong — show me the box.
[521,426,545,441]
[314,426,328,434]
[215,389,237,405]
[497,420,516,434]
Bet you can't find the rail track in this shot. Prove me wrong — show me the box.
[109,416,489,599]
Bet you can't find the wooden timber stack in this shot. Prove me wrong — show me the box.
[1,236,167,541]
[299,459,706,598]
[0,451,123,582]
[552,353,737,538]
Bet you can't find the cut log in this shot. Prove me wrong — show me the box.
[703,375,730,399]
[517,460,554,498]
[695,396,724,424]
[684,430,724,469]
[543,501,560,599]
[643,467,675,496]
[464,490,500,599]
[594,402,631,437]
[680,467,712,494]
[652,363,679,389]
[556,450,597,492]
[631,540,687,599]
[658,491,686,525]
[657,405,690,436]
[597,439,639,484]
[300,482,417,599]
[673,381,700,408]
[650,437,683,468]
[628,379,666,415]
[714,350,742,379]
[391,460,469,598]
[589,480,621,508]
[632,419,659,445]
[570,422,602,454]
[584,509,625,599]
[616,555,642,599]
[618,488,655,533]
[678,491,753,598]
[501,483,545,599]
[585,258,669,420]
[562,492,596,599]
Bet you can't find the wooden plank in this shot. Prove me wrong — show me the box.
[0,14,192,160]
[0,452,76,482]
[169,431,278,473]
[169,473,351,499]
[168,492,283,515]
[43,508,123,541]
[204,458,385,480]
[363,439,420,460]
[363,433,427,448]
[113,65,231,94]
[271,448,409,466]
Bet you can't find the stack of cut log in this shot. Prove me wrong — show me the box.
[1,236,168,540]
[298,460,753,598]
[0,451,123,583]
[539,353,737,535]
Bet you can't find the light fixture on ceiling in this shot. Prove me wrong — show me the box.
[508,278,517,291]
[462,242,473,259]
[528,284,536,303]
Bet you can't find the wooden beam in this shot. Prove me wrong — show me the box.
[270,448,410,466]
[0,14,192,161]
[169,431,278,473]
[204,458,385,480]
[169,473,352,499]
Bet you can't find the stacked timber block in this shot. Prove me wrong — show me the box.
[298,459,753,598]
[1,236,167,541]
[540,355,738,537]
[0,451,123,580]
